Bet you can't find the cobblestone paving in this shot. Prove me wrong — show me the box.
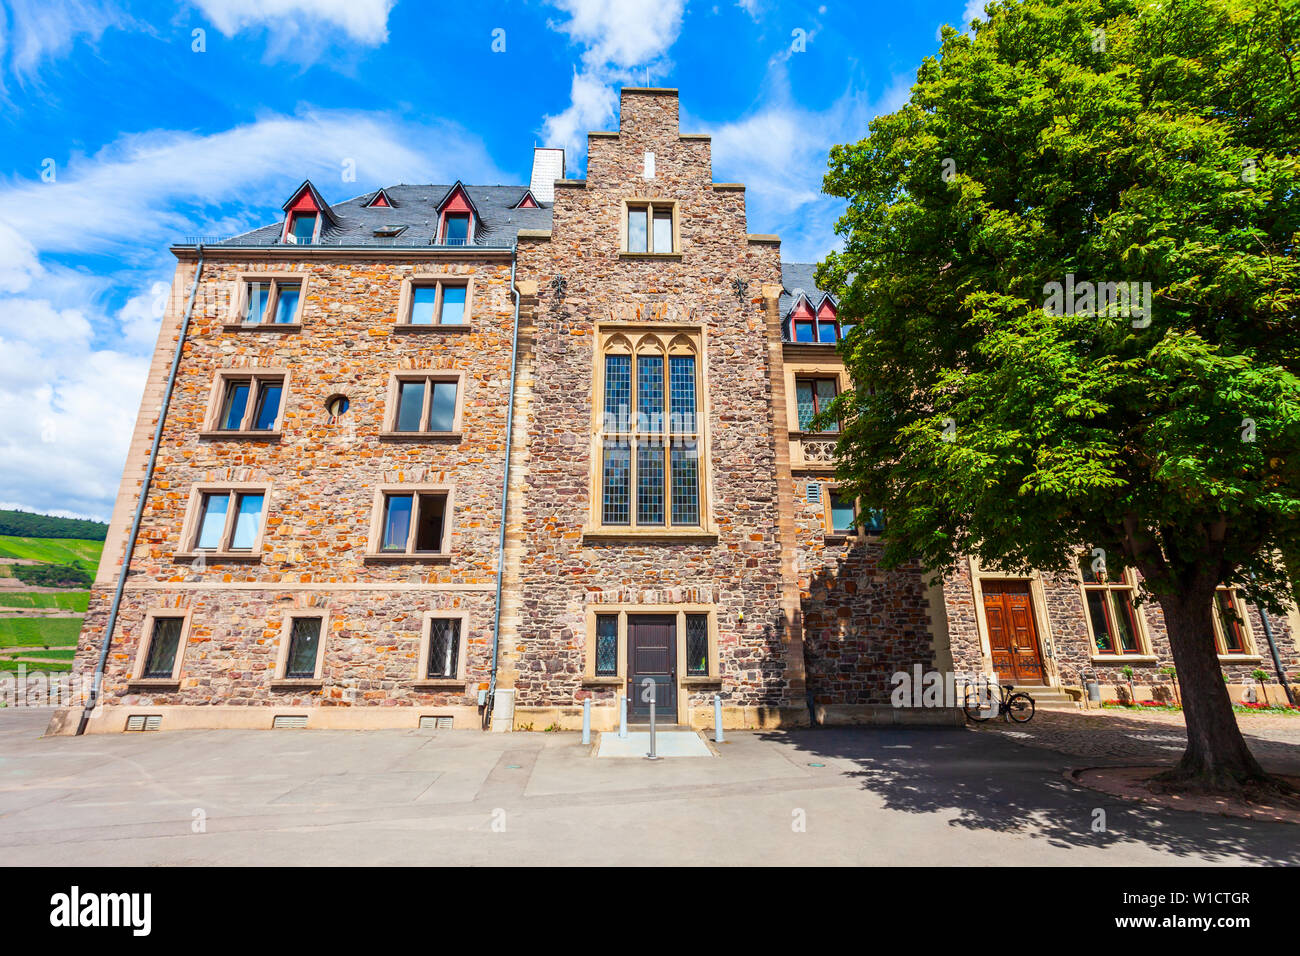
[971,708,1300,772]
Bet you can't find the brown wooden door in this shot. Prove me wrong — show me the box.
[982,580,1045,685]
[628,615,676,721]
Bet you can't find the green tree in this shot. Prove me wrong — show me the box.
[819,0,1300,795]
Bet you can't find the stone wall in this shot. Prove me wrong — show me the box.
[503,89,805,724]
[791,476,939,710]
[73,253,516,723]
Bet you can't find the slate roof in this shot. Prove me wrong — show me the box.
[779,261,835,316]
[213,183,553,247]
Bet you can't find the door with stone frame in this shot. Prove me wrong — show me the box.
[981,579,1046,685]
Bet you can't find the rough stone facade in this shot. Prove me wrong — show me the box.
[63,253,518,732]
[501,89,810,729]
[58,86,1295,736]
[942,560,1300,704]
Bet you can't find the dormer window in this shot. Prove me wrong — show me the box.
[434,182,479,247]
[288,212,317,244]
[442,213,470,245]
[278,180,337,246]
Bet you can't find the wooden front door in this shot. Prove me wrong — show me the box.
[628,615,677,721]
[982,580,1045,685]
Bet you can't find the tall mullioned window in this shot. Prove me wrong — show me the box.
[597,329,704,530]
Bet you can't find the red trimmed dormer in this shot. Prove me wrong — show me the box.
[280,180,339,244]
[514,189,540,209]
[788,297,816,343]
[435,181,479,245]
[815,298,840,344]
[364,187,396,208]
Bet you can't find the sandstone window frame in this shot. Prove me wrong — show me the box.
[395,275,475,333]
[271,609,331,687]
[823,484,885,542]
[364,483,456,562]
[784,362,849,437]
[619,198,681,258]
[199,367,291,438]
[128,608,194,688]
[581,604,720,687]
[175,482,272,561]
[224,272,310,330]
[1078,561,1153,660]
[413,610,471,689]
[379,370,466,440]
[586,323,715,540]
[1212,586,1259,660]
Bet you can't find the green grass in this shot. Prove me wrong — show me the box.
[0,617,83,648]
[0,648,77,660]
[0,591,89,611]
[0,535,102,566]
[0,657,72,673]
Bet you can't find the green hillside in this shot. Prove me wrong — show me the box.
[0,535,103,566]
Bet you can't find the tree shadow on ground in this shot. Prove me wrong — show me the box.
[758,725,1300,864]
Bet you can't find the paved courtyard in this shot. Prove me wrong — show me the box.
[0,707,1296,866]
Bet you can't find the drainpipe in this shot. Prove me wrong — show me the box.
[486,244,522,724]
[1254,599,1295,706]
[76,246,205,735]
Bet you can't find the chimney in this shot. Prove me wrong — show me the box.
[529,147,566,204]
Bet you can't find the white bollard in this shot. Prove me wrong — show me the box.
[618,695,628,738]
[713,693,724,743]
[582,697,591,744]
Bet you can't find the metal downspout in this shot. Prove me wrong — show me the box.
[486,245,521,724]
[76,246,205,735]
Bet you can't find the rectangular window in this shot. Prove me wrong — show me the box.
[241,278,304,325]
[794,320,815,343]
[390,376,459,434]
[685,614,709,676]
[830,491,856,534]
[602,441,631,525]
[1080,558,1143,655]
[442,213,470,244]
[215,375,283,433]
[625,202,674,253]
[439,285,467,324]
[379,491,449,555]
[796,377,839,432]
[597,331,704,530]
[595,614,618,676]
[404,280,469,326]
[817,319,838,344]
[289,213,317,243]
[191,489,266,553]
[284,617,322,678]
[1213,588,1249,654]
[141,617,183,679]
[627,207,648,253]
[425,618,461,678]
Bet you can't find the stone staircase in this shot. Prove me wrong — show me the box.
[1012,685,1081,711]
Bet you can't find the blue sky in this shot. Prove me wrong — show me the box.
[0,0,982,521]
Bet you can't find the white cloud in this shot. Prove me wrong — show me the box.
[0,109,502,256]
[189,0,394,43]
[0,109,500,519]
[964,0,987,24]
[0,0,140,89]
[540,0,686,158]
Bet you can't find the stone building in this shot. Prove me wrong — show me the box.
[55,88,1297,735]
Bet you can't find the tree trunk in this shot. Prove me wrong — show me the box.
[1156,588,1269,792]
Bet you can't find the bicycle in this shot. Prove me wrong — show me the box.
[962,679,1035,723]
